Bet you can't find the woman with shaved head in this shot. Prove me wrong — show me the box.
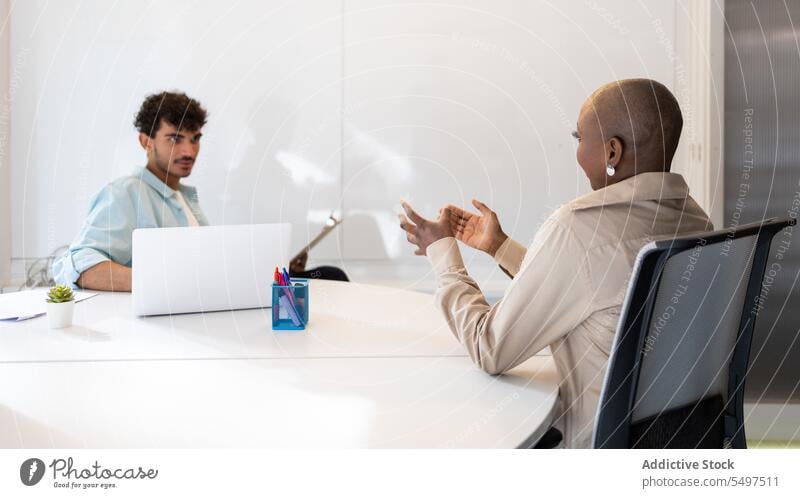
[399,79,712,449]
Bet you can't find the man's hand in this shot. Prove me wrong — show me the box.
[447,199,508,257]
[289,251,308,274]
[399,200,454,256]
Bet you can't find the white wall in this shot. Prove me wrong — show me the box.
[9,0,684,279]
[10,0,344,270]
[0,0,9,286]
[672,0,725,229]
[340,0,677,265]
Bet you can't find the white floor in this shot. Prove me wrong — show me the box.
[745,403,800,445]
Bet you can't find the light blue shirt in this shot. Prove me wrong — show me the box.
[52,167,209,287]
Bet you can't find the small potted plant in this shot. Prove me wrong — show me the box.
[46,284,75,329]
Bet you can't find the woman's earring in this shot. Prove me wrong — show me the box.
[606,164,616,177]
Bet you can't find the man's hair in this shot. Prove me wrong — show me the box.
[134,91,208,137]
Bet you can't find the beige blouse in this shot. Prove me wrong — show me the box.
[426,172,712,448]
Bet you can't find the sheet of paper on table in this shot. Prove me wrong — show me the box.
[0,290,99,321]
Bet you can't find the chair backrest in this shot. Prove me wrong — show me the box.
[592,217,796,449]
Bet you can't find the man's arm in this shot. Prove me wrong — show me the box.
[76,261,132,292]
[51,183,137,290]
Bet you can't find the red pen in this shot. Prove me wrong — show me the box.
[274,267,282,284]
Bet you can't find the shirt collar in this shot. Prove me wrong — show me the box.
[567,172,690,211]
[136,167,198,200]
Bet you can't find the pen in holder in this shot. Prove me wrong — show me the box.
[271,278,309,331]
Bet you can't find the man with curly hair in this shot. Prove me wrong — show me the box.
[54,91,346,291]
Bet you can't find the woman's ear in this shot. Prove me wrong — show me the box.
[606,136,624,167]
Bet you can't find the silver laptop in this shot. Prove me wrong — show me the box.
[132,223,291,316]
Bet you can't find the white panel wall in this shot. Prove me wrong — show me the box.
[9,0,679,274]
[0,0,9,286]
[10,0,344,264]
[342,0,676,266]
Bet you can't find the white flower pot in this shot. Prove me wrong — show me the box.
[46,300,75,329]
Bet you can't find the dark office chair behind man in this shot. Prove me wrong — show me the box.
[592,217,795,449]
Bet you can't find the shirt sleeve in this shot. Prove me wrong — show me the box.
[52,184,136,287]
[426,215,594,375]
[492,237,528,277]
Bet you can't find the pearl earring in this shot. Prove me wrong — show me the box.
[606,164,616,177]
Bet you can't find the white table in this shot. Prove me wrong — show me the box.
[1,281,463,362]
[0,281,558,448]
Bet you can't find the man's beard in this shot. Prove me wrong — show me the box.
[154,146,190,177]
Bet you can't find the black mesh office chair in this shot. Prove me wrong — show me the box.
[592,217,795,449]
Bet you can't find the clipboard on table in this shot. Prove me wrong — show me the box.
[292,212,342,261]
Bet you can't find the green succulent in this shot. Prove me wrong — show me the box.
[47,284,75,303]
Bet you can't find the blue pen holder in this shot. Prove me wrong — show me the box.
[271,278,309,331]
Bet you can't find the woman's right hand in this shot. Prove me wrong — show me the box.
[446,199,508,257]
